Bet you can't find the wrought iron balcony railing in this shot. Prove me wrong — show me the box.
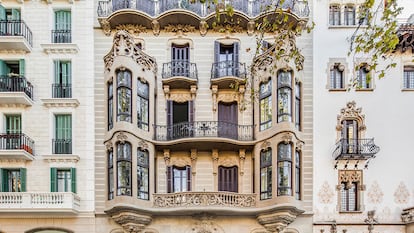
[211,61,246,79]
[154,121,253,141]
[333,138,380,160]
[51,30,72,43]
[52,84,72,98]
[97,0,310,18]
[0,20,33,47]
[162,61,198,80]
[0,75,33,99]
[153,191,256,208]
[52,139,72,154]
[0,133,34,155]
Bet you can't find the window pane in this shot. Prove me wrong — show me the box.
[137,149,149,200]
[57,170,71,192]
[108,83,113,130]
[404,66,414,89]
[277,72,292,122]
[117,143,132,196]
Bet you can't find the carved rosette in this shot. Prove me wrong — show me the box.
[109,211,152,233]
[257,208,304,233]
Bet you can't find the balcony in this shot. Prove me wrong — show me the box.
[52,84,72,98]
[162,61,198,89]
[0,75,34,106]
[0,133,34,160]
[154,121,254,142]
[211,61,246,89]
[52,139,72,154]
[51,30,72,43]
[153,191,256,208]
[0,192,80,215]
[0,20,33,52]
[333,138,380,160]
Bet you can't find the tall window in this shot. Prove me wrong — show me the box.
[53,10,71,43]
[277,71,292,122]
[344,5,356,25]
[403,66,414,89]
[117,70,132,122]
[117,142,132,196]
[357,65,371,89]
[108,150,114,200]
[295,150,301,200]
[167,165,191,193]
[5,115,21,150]
[277,143,292,196]
[54,114,72,154]
[330,64,344,89]
[53,61,72,98]
[260,80,272,131]
[329,5,341,25]
[171,43,190,77]
[50,168,76,193]
[341,119,358,154]
[213,41,240,78]
[340,182,358,211]
[0,8,21,35]
[295,82,301,130]
[0,168,26,192]
[260,149,272,200]
[137,79,149,131]
[218,166,238,192]
[137,149,149,200]
[108,83,113,130]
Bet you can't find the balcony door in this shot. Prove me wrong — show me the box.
[5,115,21,149]
[342,120,358,153]
[171,43,189,77]
[0,7,20,35]
[218,166,238,192]
[214,41,239,77]
[167,100,194,139]
[218,101,238,139]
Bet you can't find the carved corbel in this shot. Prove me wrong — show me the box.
[117,132,128,144]
[295,141,304,152]
[110,211,152,233]
[261,141,271,150]
[281,133,293,144]
[99,18,112,36]
[163,149,170,166]
[163,85,170,100]
[247,21,255,36]
[200,20,208,36]
[105,141,114,151]
[238,84,246,111]
[138,140,148,151]
[212,85,218,112]
[191,149,197,175]
[190,85,197,100]
[212,149,219,175]
[152,20,160,36]
[239,149,246,176]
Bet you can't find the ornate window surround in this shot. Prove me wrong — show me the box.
[327,58,349,91]
[355,62,375,91]
[336,101,367,140]
[336,169,365,212]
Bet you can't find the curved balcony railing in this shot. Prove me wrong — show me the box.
[211,61,246,79]
[333,138,380,160]
[97,0,310,18]
[162,61,198,80]
[0,20,33,47]
[0,133,34,155]
[154,121,253,141]
[0,75,33,100]
[153,191,256,208]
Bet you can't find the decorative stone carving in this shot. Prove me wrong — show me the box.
[212,149,219,175]
[152,20,160,36]
[239,149,246,176]
[281,133,293,144]
[212,24,243,33]
[137,140,148,151]
[191,149,197,175]
[163,149,170,166]
[394,182,410,204]
[211,85,218,112]
[401,207,414,223]
[116,132,128,144]
[105,141,114,151]
[170,92,193,103]
[295,141,304,152]
[247,21,255,36]
[318,181,334,204]
[261,141,271,150]
[199,21,208,36]
[219,156,238,167]
[109,211,152,233]
[104,31,157,74]
[367,181,383,204]
[164,24,196,34]
[171,157,191,167]
[115,24,147,36]
[364,210,378,233]
[338,170,363,190]
[99,18,112,36]
[257,207,304,233]
[217,92,238,103]
[189,214,224,233]
[336,101,366,132]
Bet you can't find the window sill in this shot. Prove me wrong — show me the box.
[339,210,363,214]
[41,98,80,108]
[328,88,347,92]
[355,88,374,92]
[328,25,367,29]
[41,43,79,54]
[401,88,414,92]
[43,154,80,163]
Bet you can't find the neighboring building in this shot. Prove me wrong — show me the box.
[0,0,95,232]
[94,0,313,233]
[313,1,414,233]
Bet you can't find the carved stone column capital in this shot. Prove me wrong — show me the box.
[163,149,170,166]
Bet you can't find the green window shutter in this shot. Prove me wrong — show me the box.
[19,168,26,192]
[61,61,71,84]
[55,10,71,30]
[6,115,21,134]
[54,60,60,84]
[70,168,76,193]
[19,59,25,76]
[0,169,5,192]
[11,9,20,20]
[50,168,57,192]
[0,60,10,76]
[56,115,72,140]
[0,5,6,21]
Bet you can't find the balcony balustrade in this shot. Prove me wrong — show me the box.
[52,139,72,154]
[97,0,310,18]
[51,30,72,43]
[154,121,254,141]
[0,192,80,214]
[162,61,198,80]
[211,61,246,80]
[153,191,256,208]
[52,84,72,98]
[333,138,380,160]
[0,20,33,51]
[0,75,33,101]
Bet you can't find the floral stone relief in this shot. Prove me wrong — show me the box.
[367,181,384,204]
[318,181,334,204]
[394,182,410,204]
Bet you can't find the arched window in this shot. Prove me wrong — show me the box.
[330,63,344,89]
[108,82,113,130]
[277,71,292,123]
[295,81,301,130]
[137,148,149,200]
[116,70,132,122]
[260,148,272,200]
[295,150,301,200]
[117,142,132,196]
[344,5,356,25]
[277,143,292,196]
[260,80,272,131]
[108,150,114,200]
[137,79,149,131]
[329,4,341,25]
